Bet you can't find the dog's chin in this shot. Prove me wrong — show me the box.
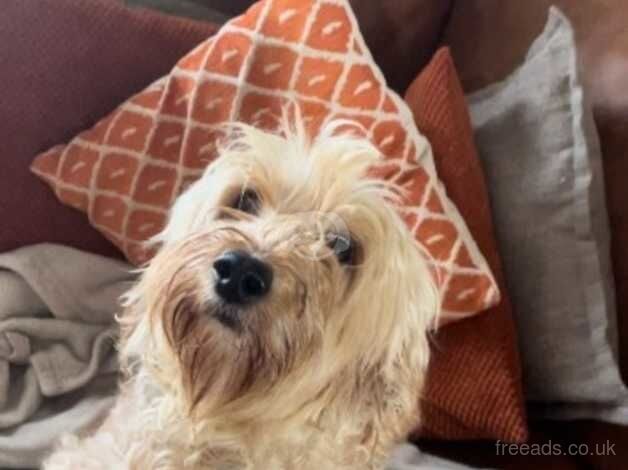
[206,299,266,335]
[212,304,246,332]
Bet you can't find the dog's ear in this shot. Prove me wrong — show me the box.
[371,225,439,438]
[150,177,207,247]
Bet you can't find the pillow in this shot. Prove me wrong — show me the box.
[31,0,499,324]
[174,0,455,93]
[406,49,527,442]
[442,0,628,387]
[0,0,219,259]
[468,8,628,422]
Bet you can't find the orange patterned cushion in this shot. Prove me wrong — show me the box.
[407,49,527,442]
[31,0,497,322]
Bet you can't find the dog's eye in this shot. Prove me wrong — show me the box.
[326,232,354,265]
[233,189,260,215]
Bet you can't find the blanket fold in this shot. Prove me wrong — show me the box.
[0,243,134,468]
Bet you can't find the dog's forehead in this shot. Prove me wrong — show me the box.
[203,125,388,219]
[260,155,365,213]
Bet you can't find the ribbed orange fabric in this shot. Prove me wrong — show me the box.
[406,48,528,442]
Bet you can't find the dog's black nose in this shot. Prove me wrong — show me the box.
[213,250,273,304]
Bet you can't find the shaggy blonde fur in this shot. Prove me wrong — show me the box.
[43,116,439,470]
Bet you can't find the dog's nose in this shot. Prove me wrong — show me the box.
[213,250,273,304]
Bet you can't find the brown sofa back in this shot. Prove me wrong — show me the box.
[0,0,218,258]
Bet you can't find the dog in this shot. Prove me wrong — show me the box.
[43,116,439,470]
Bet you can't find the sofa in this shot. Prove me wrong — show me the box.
[2,0,627,468]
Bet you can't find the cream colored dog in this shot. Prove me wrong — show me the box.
[43,117,439,470]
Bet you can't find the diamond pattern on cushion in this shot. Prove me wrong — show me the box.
[92,194,127,234]
[261,0,311,42]
[338,64,382,109]
[295,57,344,100]
[246,44,299,90]
[31,0,499,322]
[306,3,352,53]
[58,146,99,188]
[96,152,140,195]
[106,110,153,152]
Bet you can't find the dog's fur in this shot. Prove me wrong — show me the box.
[43,117,439,470]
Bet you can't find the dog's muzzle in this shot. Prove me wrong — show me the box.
[213,250,273,305]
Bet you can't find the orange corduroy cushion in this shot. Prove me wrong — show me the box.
[31,0,496,323]
[406,48,528,442]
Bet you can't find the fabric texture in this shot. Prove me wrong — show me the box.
[31,0,499,322]
[0,0,219,260]
[405,48,527,442]
[0,244,135,469]
[468,8,627,421]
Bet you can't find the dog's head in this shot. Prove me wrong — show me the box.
[120,118,438,436]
